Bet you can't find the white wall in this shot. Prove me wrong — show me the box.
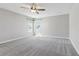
[70,4,79,54]
[0,8,31,43]
[36,14,69,38]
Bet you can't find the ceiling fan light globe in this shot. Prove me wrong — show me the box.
[31,10,36,13]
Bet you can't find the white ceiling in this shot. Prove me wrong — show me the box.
[0,3,74,18]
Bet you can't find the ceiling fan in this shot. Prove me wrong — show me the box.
[20,3,46,14]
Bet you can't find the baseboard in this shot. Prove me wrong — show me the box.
[0,36,28,44]
[70,39,79,55]
[0,34,69,44]
[36,35,69,39]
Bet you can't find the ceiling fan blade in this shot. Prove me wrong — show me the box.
[37,9,46,11]
[20,4,30,9]
[20,6,29,9]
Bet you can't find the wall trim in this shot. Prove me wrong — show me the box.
[0,35,69,45]
[35,35,69,39]
[70,39,79,55]
[0,36,28,45]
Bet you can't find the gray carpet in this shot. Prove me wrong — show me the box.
[0,37,78,56]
